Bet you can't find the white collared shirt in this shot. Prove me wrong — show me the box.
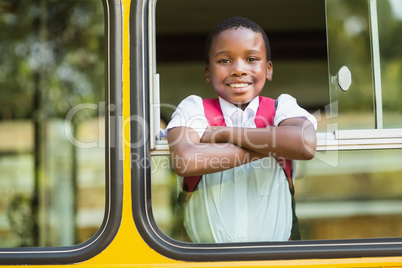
[166,94,317,243]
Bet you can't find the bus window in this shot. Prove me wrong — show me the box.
[137,0,402,261]
[0,0,105,247]
[327,0,402,131]
[377,0,402,128]
[297,149,402,240]
[326,0,374,129]
[150,0,328,242]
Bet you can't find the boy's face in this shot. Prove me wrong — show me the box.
[205,27,273,110]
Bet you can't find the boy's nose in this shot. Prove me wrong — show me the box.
[230,60,247,77]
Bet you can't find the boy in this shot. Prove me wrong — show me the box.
[166,17,317,243]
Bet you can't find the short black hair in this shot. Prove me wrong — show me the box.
[204,16,272,64]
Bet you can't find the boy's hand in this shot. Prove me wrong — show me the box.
[200,126,228,143]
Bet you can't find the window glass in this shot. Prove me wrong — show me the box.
[155,0,328,127]
[151,155,180,240]
[153,0,329,243]
[326,0,375,130]
[377,0,402,128]
[297,149,402,239]
[0,0,105,247]
[151,0,402,245]
[152,149,402,241]
[326,0,402,130]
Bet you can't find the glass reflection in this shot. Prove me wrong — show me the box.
[326,0,375,130]
[297,149,402,239]
[0,0,105,247]
[327,0,402,129]
[152,150,402,241]
[377,0,402,128]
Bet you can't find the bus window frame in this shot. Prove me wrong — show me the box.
[131,0,402,262]
[0,0,123,265]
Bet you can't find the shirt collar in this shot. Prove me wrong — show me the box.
[218,96,260,121]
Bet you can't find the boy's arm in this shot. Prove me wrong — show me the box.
[201,117,317,160]
[167,126,265,177]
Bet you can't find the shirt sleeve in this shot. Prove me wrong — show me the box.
[274,94,317,130]
[164,95,209,139]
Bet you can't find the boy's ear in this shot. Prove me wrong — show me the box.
[205,66,211,84]
[266,61,273,81]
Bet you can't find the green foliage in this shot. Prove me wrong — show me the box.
[327,0,402,128]
[0,0,105,121]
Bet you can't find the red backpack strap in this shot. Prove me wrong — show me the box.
[180,175,203,203]
[181,98,225,201]
[254,96,276,128]
[203,98,226,126]
[255,96,294,190]
[276,158,294,191]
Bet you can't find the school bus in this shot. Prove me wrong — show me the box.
[1,0,402,266]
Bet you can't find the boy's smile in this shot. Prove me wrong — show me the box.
[205,27,273,110]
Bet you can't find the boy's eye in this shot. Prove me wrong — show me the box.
[217,59,231,64]
[246,57,258,62]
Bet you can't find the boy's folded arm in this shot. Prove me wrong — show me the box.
[167,126,265,177]
[273,117,317,159]
[205,117,317,160]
